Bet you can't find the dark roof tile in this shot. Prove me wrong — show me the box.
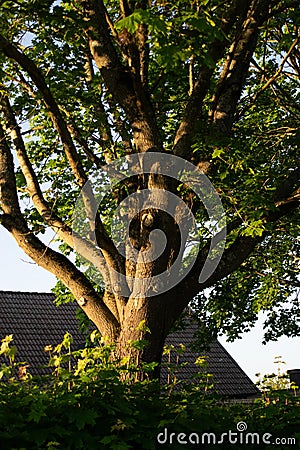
[162,320,260,398]
[0,290,86,375]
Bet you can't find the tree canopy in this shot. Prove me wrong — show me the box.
[0,0,299,367]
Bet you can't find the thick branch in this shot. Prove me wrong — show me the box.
[173,0,250,160]
[208,0,272,135]
[82,0,162,153]
[0,124,119,338]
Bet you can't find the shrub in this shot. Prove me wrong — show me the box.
[0,333,299,449]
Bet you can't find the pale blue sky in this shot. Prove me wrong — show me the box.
[1,226,299,382]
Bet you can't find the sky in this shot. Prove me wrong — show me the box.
[1,225,300,382]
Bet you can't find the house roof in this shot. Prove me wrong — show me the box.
[0,290,86,375]
[0,291,259,398]
[162,321,260,398]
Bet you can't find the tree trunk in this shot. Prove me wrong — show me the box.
[113,294,171,380]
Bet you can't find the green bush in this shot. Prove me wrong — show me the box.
[0,333,299,449]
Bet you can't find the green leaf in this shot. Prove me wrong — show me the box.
[212,148,224,159]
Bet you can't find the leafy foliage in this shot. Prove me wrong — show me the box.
[0,333,299,449]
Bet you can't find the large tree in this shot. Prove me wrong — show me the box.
[0,0,299,374]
